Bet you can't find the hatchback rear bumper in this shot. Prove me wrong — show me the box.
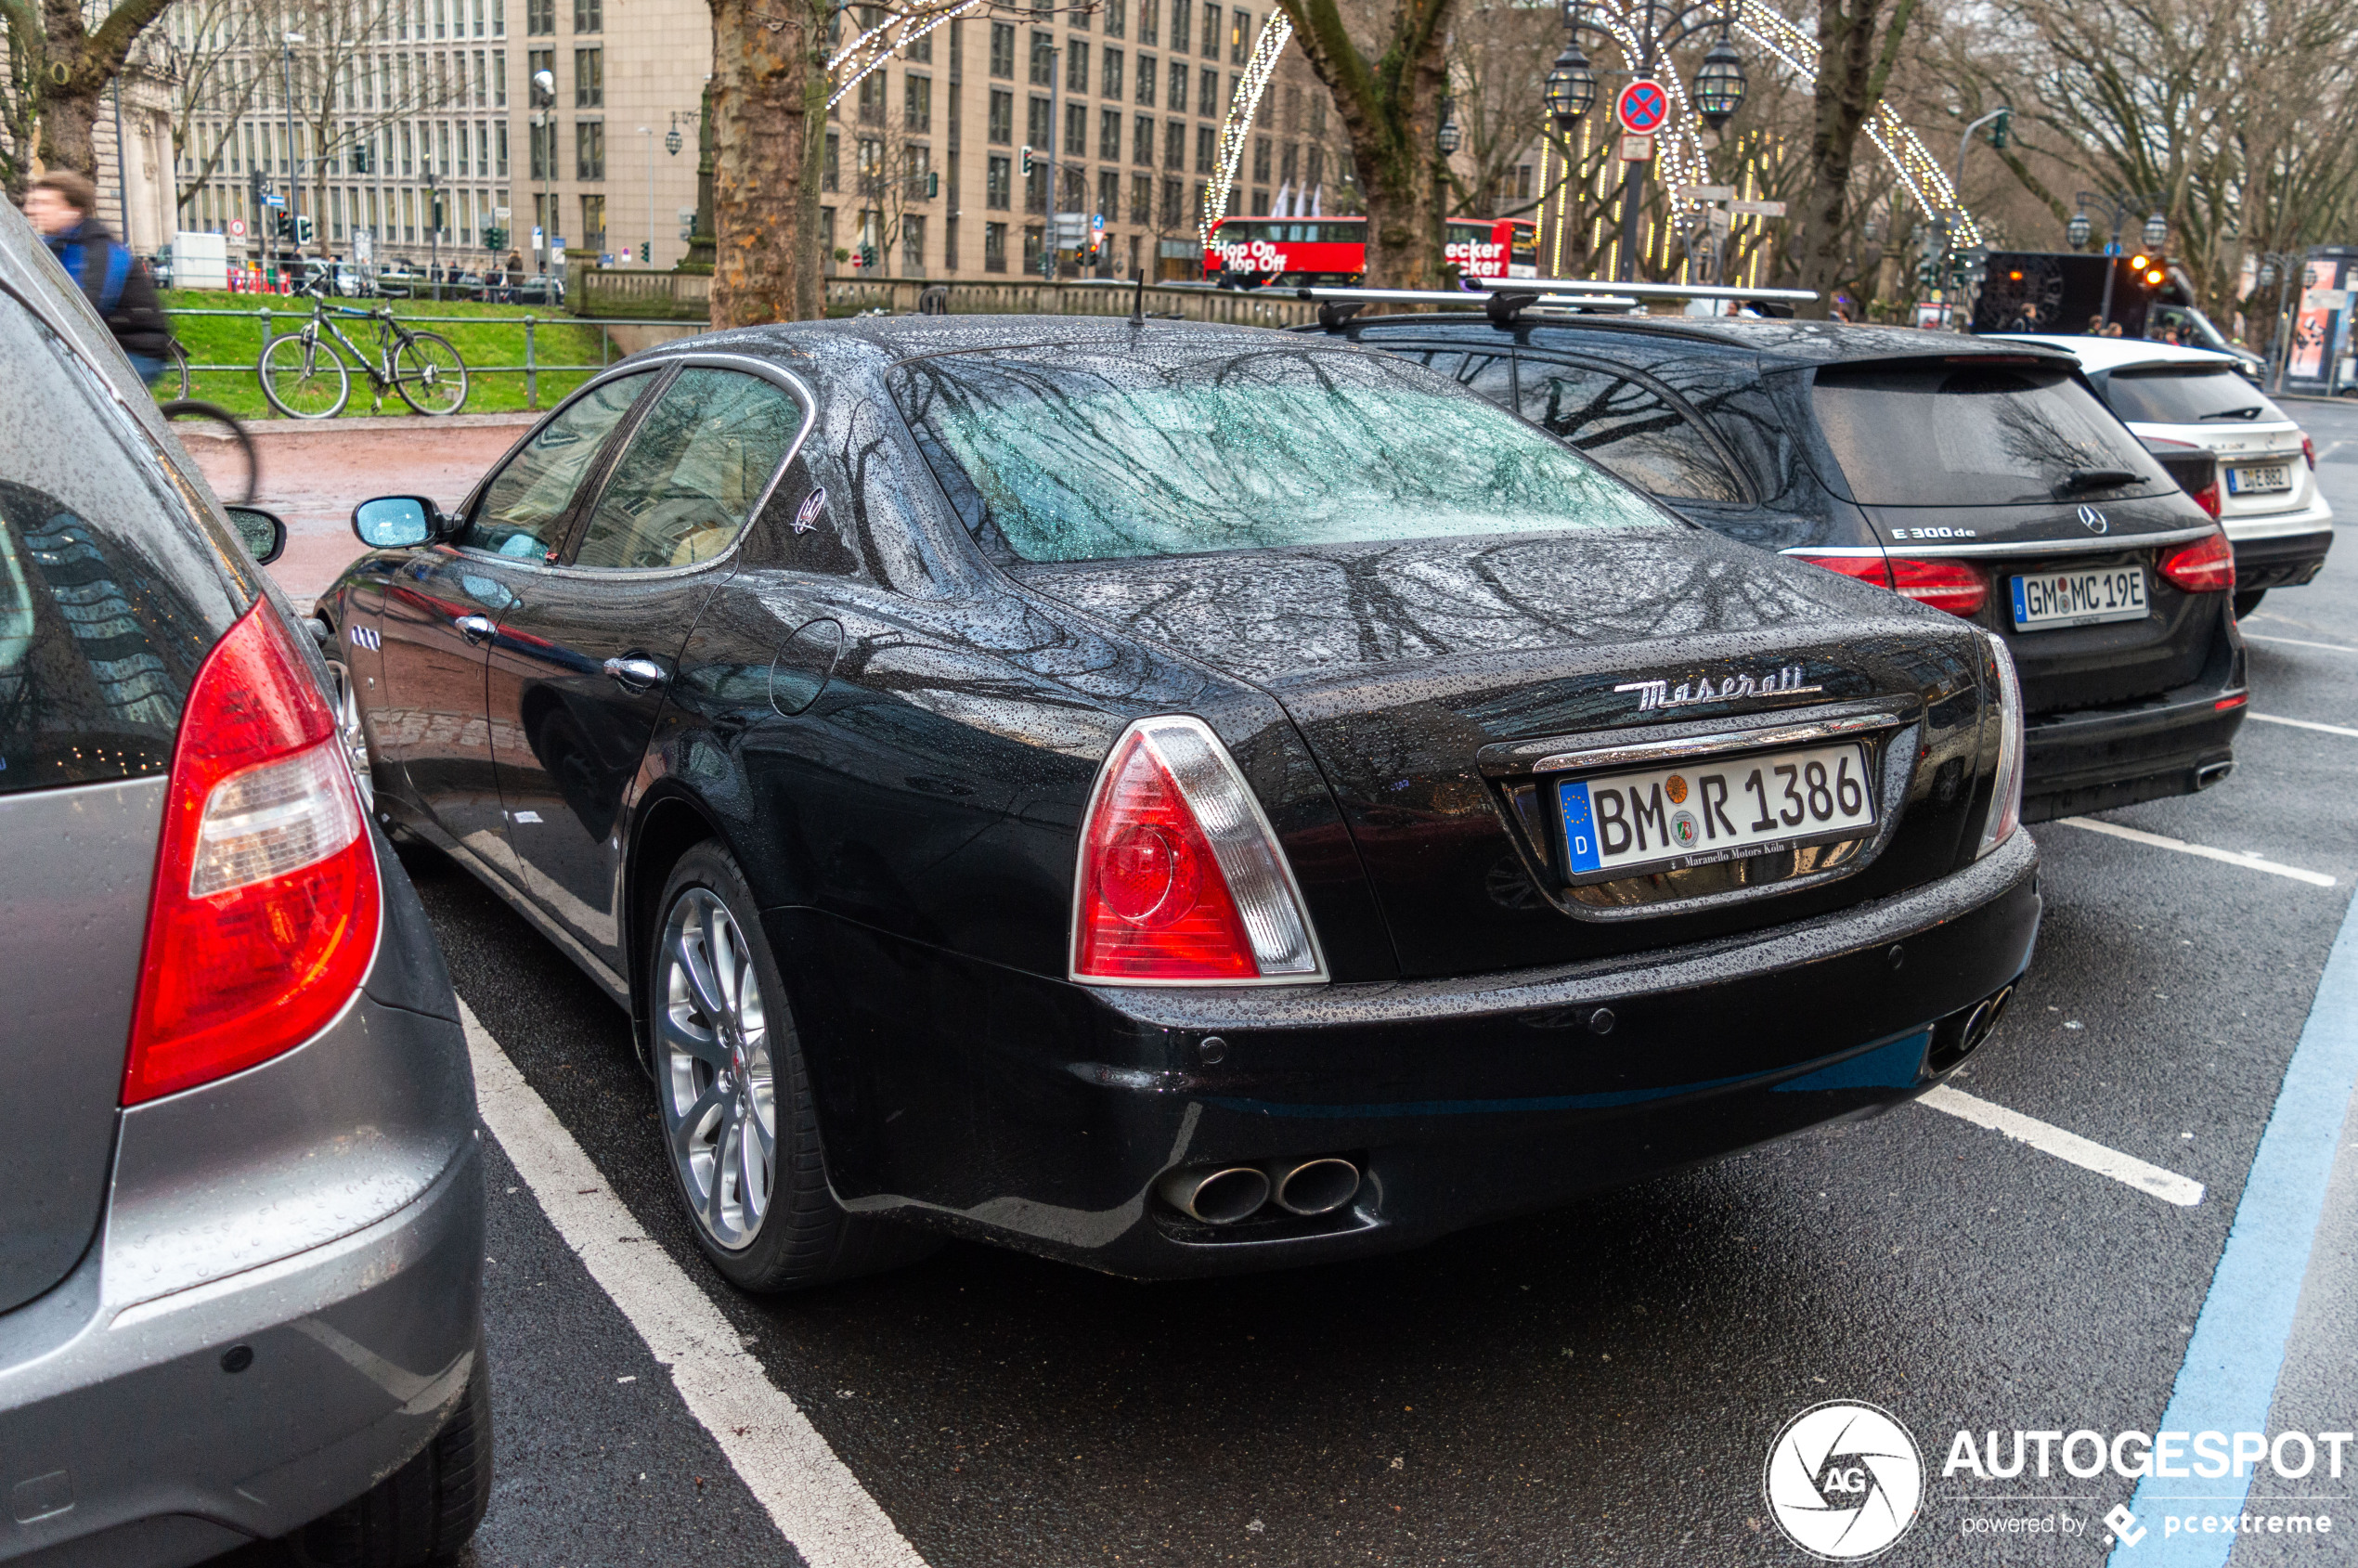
[789,830,2040,1279]
[2229,525,2335,593]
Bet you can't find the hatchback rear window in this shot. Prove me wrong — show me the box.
[0,293,233,797]
[891,343,1669,563]
[2105,367,2284,425]
[1811,360,2172,507]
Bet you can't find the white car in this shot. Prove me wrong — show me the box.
[1995,334,2332,616]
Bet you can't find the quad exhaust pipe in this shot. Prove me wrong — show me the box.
[1157,1156,1362,1225]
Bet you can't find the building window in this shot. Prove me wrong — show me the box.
[1024,162,1044,214]
[1130,172,1152,222]
[525,0,551,34]
[1231,7,1250,61]
[1138,0,1156,45]
[1167,60,1185,113]
[901,214,925,271]
[1278,139,1294,184]
[1160,176,1182,227]
[573,0,599,30]
[494,49,506,103]
[857,70,886,123]
[1196,123,1212,173]
[575,118,603,179]
[574,47,601,106]
[497,120,509,175]
[1169,0,1188,54]
[856,136,883,196]
[401,123,416,175]
[823,130,839,190]
[1516,162,1534,199]
[579,192,604,251]
[1065,101,1085,156]
[984,219,1006,270]
[907,27,931,62]
[1134,114,1154,164]
[1100,108,1121,160]
[905,73,930,133]
[1305,145,1321,187]
[1250,186,1266,214]
[1252,136,1269,182]
[1135,55,1155,106]
[1200,3,1218,55]
[1097,168,1119,223]
[1102,47,1122,99]
[986,153,1011,208]
[989,21,1014,76]
[1067,39,1087,92]
[988,88,1012,143]
[1022,224,1042,271]
[1200,68,1218,116]
[944,214,958,268]
[1105,0,1125,36]
[821,205,835,267]
[1029,30,1054,84]
[1028,95,1052,149]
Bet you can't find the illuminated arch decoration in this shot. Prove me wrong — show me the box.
[1200,0,1978,256]
[828,1,988,110]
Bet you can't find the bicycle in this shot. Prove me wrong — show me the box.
[159,400,259,506]
[257,281,470,420]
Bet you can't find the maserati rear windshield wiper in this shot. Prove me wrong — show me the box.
[2058,467,2140,493]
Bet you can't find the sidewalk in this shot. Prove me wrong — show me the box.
[177,412,537,608]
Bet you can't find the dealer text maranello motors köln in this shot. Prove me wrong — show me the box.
[1945,1426,2355,1482]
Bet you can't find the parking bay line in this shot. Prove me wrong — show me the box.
[459,998,930,1568]
[2250,712,2358,740]
[2051,816,2339,888]
[2241,631,2358,654]
[2111,881,2358,1564]
[1918,1085,2205,1207]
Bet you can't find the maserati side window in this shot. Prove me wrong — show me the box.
[460,372,653,560]
[573,369,805,571]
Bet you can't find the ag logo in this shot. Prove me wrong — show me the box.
[1763,1401,1923,1561]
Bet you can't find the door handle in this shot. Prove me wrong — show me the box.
[456,614,497,644]
[603,655,667,692]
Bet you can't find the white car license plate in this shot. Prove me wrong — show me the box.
[2010,567,2148,631]
[2227,463,2292,496]
[1557,742,1875,878]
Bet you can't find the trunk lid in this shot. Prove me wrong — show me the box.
[1019,530,1992,979]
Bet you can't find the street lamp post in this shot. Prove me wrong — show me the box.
[1952,106,2009,203]
[531,68,557,275]
[282,32,304,271]
[1548,1,1746,281]
[2252,249,2303,394]
[2071,189,2167,330]
[423,170,440,294]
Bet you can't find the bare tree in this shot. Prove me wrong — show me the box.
[1784,0,1921,315]
[2,0,179,195]
[162,0,273,217]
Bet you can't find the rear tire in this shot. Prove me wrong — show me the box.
[286,1345,491,1568]
[260,330,352,420]
[393,330,470,416]
[648,841,939,1292]
[2234,589,2267,618]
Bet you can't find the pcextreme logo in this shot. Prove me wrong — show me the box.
[1763,1402,1924,1561]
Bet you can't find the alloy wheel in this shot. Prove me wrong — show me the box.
[655,888,776,1251]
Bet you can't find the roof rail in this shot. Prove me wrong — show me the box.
[1291,279,1817,330]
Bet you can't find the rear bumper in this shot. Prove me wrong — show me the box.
[2229,525,2335,592]
[2019,680,2246,823]
[789,829,2041,1279]
[0,849,483,1566]
[2221,493,2333,544]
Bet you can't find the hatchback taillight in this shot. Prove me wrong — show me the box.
[1072,717,1322,984]
[123,601,380,1105]
[1889,557,1989,617]
[2159,531,2235,595]
[2302,434,2317,470]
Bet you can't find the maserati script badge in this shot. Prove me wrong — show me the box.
[793,487,828,533]
[1614,664,1823,712]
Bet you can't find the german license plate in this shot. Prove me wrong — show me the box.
[1557,742,1875,879]
[2227,463,2292,495]
[2010,567,2148,631]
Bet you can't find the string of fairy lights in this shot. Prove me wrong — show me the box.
[818,0,1978,265]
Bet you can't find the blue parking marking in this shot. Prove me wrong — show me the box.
[2109,888,2358,1564]
[1560,780,1601,874]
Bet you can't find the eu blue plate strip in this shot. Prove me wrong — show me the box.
[2109,888,2358,1565]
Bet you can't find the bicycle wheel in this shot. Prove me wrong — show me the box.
[166,341,191,398]
[392,330,470,415]
[260,329,351,420]
[159,399,259,506]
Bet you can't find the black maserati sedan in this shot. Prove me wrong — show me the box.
[1322,312,2248,823]
[324,317,2040,1288]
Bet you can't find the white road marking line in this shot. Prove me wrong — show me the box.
[460,999,929,1568]
[2242,632,2358,654]
[2250,712,2358,740]
[2051,815,2339,888]
[1920,1085,2206,1208]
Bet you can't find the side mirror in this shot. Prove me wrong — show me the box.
[224,505,287,565]
[353,495,438,549]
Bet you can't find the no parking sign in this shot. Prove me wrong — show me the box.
[1615,79,1670,135]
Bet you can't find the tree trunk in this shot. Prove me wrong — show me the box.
[1790,0,1918,317]
[706,0,827,326]
[1275,0,1454,291]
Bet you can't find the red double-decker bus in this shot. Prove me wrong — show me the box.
[1203,215,1539,286]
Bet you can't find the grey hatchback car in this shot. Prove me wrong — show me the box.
[0,206,487,1562]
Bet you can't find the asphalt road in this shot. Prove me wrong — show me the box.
[216,400,2358,1568]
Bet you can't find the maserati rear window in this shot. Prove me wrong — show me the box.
[2105,367,2284,425]
[1812,360,2173,507]
[891,344,1671,563]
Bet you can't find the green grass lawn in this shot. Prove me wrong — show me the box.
[159,290,621,418]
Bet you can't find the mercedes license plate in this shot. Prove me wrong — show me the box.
[1557,742,1875,879]
[2010,567,2148,631]
[2227,463,2292,496]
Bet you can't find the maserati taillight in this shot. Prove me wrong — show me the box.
[123,601,380,1105]
[1072,717,1323,985]
[1976,634,2025,860]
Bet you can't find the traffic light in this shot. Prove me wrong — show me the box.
[640,241,650,262]
[861,243,880,269]
[924,170,940,200]
[1019,144,1033,176]
[349,144,370,174]
[482,225,507,252]
[431,196,447,230]
[294,214,315,245]
[1989,108,2011,150]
